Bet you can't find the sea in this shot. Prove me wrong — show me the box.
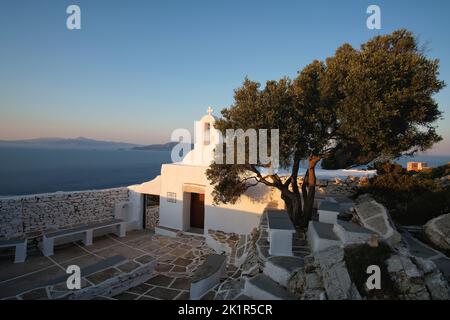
[0,147,449,197]
[0,147,172,196]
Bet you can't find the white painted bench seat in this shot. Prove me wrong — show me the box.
[190,254,227,300]
[318,201,341,224]
[0,237,27,263]
[266,211,295,257]
[307,221,341,253]
[42,219,126,257]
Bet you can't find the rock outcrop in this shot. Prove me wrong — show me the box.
[424,214,450,251]
[354,195,402,246]
[411,257,450,300]
[314,246,361,300]
[386,254,430,299]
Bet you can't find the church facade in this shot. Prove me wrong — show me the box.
[130,110,283,235]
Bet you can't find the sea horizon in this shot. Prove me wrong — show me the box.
[1,146,449,197]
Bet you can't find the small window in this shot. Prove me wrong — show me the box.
[167,192,176,203]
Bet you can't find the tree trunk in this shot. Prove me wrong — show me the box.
[301,169,308,204]
[300,157,320,229]
[280,188,302,227]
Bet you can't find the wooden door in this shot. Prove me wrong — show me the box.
[190,193,205,228]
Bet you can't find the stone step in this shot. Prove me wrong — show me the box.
[263,256,304,287]
[244,274,295,300]
[190,254,227,300]
[155,226,179,238]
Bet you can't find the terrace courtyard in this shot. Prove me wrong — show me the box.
[0,230,240,300]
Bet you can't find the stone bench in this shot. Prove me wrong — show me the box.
[307,221,341,253]
[267,210,295,257]
[0,237,27,263]
[318,201,341,224]
[333,220,375,245]
[42,219,126,257]
[190,254,227,300]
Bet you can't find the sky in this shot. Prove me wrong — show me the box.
[0,0,449,153]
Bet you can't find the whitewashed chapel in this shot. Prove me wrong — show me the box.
[130,109,284,235]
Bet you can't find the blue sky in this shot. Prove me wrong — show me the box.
[0,0,449,153]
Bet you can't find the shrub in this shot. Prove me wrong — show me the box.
[360,162,450,225]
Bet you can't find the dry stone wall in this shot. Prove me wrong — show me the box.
[145,206,159,230]
[0,188,129,239]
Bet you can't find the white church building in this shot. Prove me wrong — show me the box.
[130,109,284,235]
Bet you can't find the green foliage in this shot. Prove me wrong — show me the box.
[361,162,450,225]
[322,30,444,169]
[207,29,445,227]
[320,143,376,169]
[206,164,249,205]
[416,163,450,179]
[328,30,444,162]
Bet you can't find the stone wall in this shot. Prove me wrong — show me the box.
[206,229,254,267]
[0,188,129,239]
[145,206,159,230]
[0,198,22,239]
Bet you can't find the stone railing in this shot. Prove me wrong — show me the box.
[0,188,129,239]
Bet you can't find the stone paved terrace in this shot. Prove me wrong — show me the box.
[0,230,239,300]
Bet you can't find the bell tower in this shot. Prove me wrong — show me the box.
[182,108,219,166]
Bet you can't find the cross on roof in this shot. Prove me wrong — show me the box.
[207,106,213,115]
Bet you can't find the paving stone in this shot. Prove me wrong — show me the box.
[153,247,172,256]
[128,283,153,295]
[155,263,174,272]
[170,248,188,256]
[141,242,161,252]
[170,278,191,290]
[147,287,181,300]
[173,258,192,267]
[112,292,140,300]
[158,254,177,263]
[200,290,216,300]
[51,243,87,263]
[183,251,195,259]
[171,266,187,273]
[86,236,118,252]
[146,274,175,287]
[20,287,49,300]
[96,244,143,260]
[135,255,155,264]
[60,254,105,270]
[175,291,190,300]
[126,236,154,248]
[138,295,158,300]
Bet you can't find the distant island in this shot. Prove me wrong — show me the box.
[133,142,193,151]
[0,137,192,151]
[0,137,140,150]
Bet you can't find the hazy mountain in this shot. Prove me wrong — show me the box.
[133,142,193,151]
[0,137,140,150]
